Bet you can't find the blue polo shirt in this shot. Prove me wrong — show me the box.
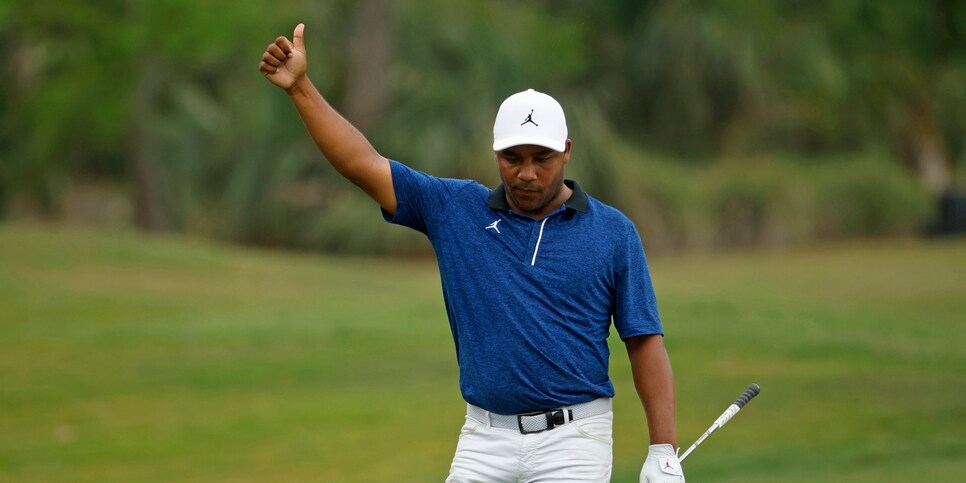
[383,160,662,414]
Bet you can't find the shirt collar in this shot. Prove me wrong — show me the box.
[488,179,589,213]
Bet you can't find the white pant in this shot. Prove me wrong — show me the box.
[446,408,613,482]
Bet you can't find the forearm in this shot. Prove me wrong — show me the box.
[261,24,395,212]
[626,334,678,447]
[286,76,385,183]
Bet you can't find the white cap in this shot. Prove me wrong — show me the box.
[492,88,568,152]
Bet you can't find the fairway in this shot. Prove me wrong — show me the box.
[1,224,964,482]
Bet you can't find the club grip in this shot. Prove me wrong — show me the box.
[734,383,760,408]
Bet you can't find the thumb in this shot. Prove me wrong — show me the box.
[293,23,305,52]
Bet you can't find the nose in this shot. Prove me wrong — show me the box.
[518,161,537,182]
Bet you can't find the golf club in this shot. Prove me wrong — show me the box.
[679,383,760,462]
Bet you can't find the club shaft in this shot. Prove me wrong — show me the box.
[679,405,734,462]
[679,384,760,463]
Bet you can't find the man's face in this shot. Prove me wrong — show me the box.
[496,141,571,217]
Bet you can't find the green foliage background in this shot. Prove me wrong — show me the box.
[3,3,965,481]
[2,0,964,253]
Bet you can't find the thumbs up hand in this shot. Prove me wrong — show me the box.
[260,23,307,91]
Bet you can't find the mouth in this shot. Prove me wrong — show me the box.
[512,188,540,200]
[513,186,540,193]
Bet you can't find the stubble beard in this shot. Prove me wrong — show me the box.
[504,172,565,216]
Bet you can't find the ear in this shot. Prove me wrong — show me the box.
[562,139,572,164]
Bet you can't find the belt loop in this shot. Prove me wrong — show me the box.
[484,409,492,429]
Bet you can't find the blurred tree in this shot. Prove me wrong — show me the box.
[820,0,963,195]
[0,0,959,251]
[342,0,393,132]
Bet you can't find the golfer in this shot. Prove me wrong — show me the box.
[260,24,685,482]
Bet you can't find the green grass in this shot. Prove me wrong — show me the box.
[1,224,964,482]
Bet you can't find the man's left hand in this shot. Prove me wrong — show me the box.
[640,443,685,482]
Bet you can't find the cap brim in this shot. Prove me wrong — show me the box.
[493,136,566,153]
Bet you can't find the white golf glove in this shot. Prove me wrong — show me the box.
[640,443,685,482]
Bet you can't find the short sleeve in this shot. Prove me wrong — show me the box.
[612,224,664,339]
[381,160,468,234]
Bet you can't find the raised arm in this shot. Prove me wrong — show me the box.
[259,24,396,215]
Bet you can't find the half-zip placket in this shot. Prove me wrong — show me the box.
[530,218,549,266]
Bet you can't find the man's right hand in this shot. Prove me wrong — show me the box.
[260,23,307,91]
[258,22,395,214]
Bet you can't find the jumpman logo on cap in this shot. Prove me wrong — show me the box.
[521,110,538,127]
